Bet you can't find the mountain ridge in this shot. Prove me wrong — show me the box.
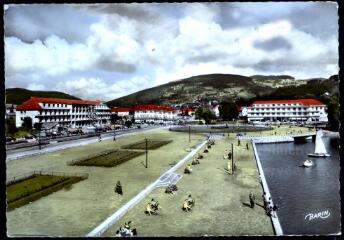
[106,73,315,107]
[6,88,81,105]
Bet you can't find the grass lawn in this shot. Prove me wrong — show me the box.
[122,139,172,150]
[71,150,144,167]
[7,174,85,211]
[103,135,274,236]
[239,125,314,137]
[6,128,205,236]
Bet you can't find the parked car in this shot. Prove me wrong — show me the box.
[6,137,16,142]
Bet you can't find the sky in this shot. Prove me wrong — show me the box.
[4,2,339,101]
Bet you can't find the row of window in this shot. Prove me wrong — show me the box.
[249,107,322,111]
[253,103,321,107]
[249,112,320,116]
[43,103,69,108]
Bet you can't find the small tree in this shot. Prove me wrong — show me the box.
[111,114,119,124]
[125,120,132,128]
[219,100,239,120]
[326,95,339,130]
[22,117,33,129]
[6,118,17,137]
[195,107,214,124]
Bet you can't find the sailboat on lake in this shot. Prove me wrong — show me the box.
[308,129,330,157]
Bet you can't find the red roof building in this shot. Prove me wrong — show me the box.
[111,107,131,113]
[245,98,328,123]
[132,104,177,112]
[16,97,101,111]
[251,98,325,106]
[15,97,110,128]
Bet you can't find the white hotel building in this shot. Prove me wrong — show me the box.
[243,99,328,123]
[132,104,178,124]
[16,97,111,128]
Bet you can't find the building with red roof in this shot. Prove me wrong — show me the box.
[131,104,178,124]
[111,107,131,120]
[15,97,111,128]
[243,98,328,123]
[111,105,196,124]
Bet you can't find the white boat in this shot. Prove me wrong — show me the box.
[302,159,313,167]
[308,130,330,157]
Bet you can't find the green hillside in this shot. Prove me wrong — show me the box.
[107,74,274,107]
[6,88,80,105]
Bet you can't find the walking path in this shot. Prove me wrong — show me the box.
[6,127,161,161]
[86,137,208,237]
[252,141,283,236]
[237,133,315,144]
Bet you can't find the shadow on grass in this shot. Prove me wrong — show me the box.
[242,201,266,210]
[242,202,252,208]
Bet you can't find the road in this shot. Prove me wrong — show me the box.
[6,126,163,161]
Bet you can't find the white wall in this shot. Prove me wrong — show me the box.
[16,110,39,128]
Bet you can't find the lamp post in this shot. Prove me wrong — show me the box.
[145,138,148,168]
[38,128,41,150]
[189,125,191,143]
[231,143,234,174]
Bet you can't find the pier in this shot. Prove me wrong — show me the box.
[237,133,316,143]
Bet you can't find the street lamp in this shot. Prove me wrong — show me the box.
[231,143,234,174]
[145,138,148,168]
[38,128,41,150]
[189,125,191,143]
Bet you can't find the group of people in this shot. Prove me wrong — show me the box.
[204,140,215,153]
[115,221,137,237]
[182,194,195,212]
[249,192,278,217]
[144,194,195,216]
[191,156,200,165]
[145,198,161,216]
[186,152,204,172]
[263,194,278,217]
[165,184,178,194]
[184,164,193,174]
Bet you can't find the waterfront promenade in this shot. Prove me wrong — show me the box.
[7,125,311,236]
[6,128,204,236]
[103,133,274,236]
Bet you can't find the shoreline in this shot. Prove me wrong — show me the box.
[252,141,283,236]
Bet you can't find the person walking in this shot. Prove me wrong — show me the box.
[115,180,123,195]
[249,191,255,209]
[246,143,249,150]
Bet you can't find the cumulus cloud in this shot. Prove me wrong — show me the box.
[4,4,98,43]
[55,76,152,100]
[4,3,339,101]
[27,83,46,91]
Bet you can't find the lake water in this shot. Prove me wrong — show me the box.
[256,136,340,235]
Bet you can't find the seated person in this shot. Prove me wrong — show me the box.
[184,164,193,174]
[191,157,200,165]
[187,194,195,206]
[150,198,158,208]
[165,185,174,194]
[124,221,131,230]
[182,199,191,212]
[170,184,178,191]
